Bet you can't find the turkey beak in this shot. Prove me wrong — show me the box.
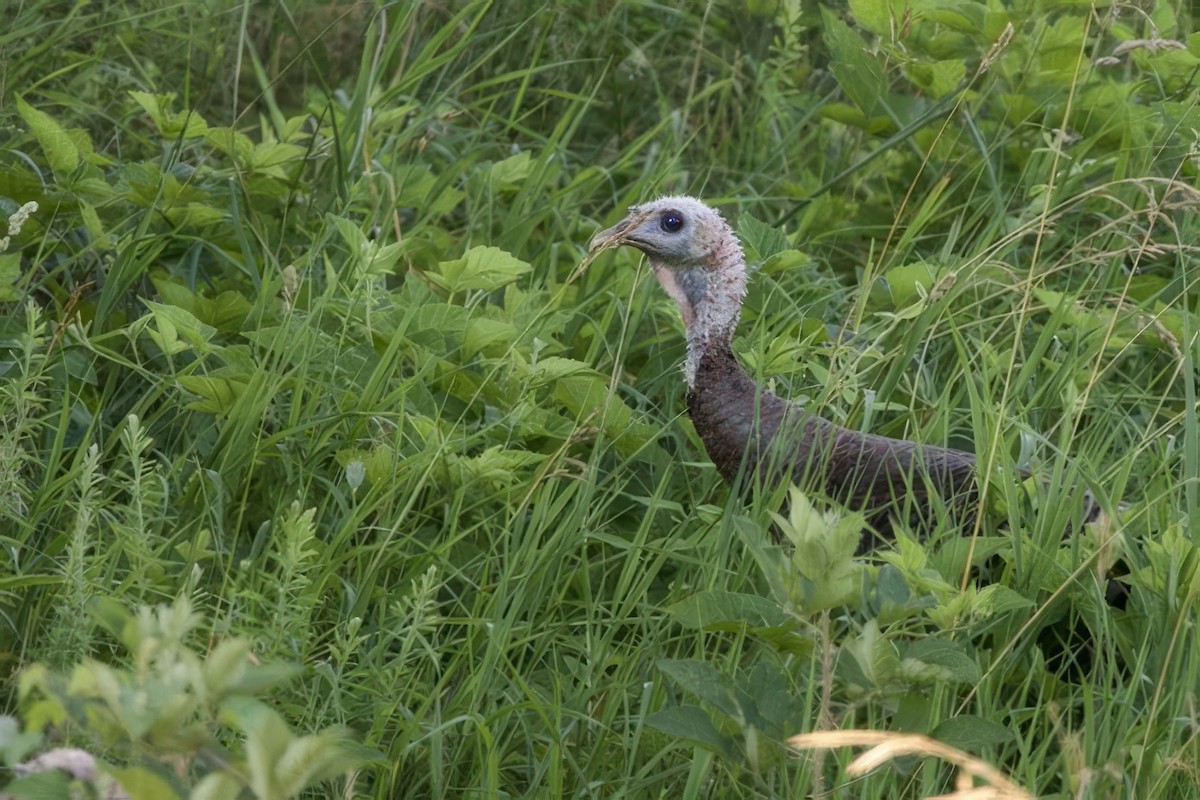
[588,212,644,253]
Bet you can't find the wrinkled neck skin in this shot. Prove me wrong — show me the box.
[649,228,747,387]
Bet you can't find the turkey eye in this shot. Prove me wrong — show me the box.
[660,211,684,233]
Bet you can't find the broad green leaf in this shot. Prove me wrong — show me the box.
[129,91,209,139]
[0,253,20,301]
[821,9,885,115]
[761,249,813,275]
[202,639,252,696]
[849,0,891,36]
[178,376,249,414]
[900,639,980,684]
[430,246,532,294]
[143,300,217,352]
[667,590,791,630]
[276,731,384,796]
[738,213,789,262]
[553,373,655,457]
[190,773,246,800]
[15,96,79,177]
[164,204,226,228]
[931,715,1015,751]
[844,620,900,688]
[249,142,308,177]
[0,772,73,799]
[527,356,594,387]
[206,127,255,162]
[447,446,545,487]
[463,316,518,357]
[220,697,293,799]
[656,659,741,719]
[491,151,534,187]
[886,262,939,307]
[973,584,1035,618]
[0,716,42,765]
[109,765,183,800]
[645,705,734,757]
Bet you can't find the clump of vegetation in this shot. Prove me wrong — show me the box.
[1,597,379,799]
[1,0,1197,797]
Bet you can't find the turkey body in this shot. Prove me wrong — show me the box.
[688,340,980,538]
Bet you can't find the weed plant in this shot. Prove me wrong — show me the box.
[1,1,1198,797]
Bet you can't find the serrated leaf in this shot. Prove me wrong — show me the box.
[430,246,532,294]
[667,590,791,630]
[645,705,735,757]
[738,213,789,262]
[821,9,885,115]
[16,96,79,177]
[931,715,1015,751]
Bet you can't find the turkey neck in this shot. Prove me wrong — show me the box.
[649,224,747,387]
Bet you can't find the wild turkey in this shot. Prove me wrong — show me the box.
[590,196,1017,542]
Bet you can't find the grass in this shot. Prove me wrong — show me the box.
[1,0,1199,797]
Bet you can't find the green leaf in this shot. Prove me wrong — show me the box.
[178,376,249,414]
[220,696,293,799]
[491,151,534,187]
[973,584,1035,618]
[129,91,209,139]
[15,96,79,177]
[900,639,980,684]
[849,0,891,36]
[886,262,939,307]
[738,213,789,262]
[109,765,184,800]
[761,249,813,275]
[667,590,791,630]
[430,246,532,294]
[0,716,43,765]
[249,142,307,177]
[843,620,900,688]
[553,373,656,457]
[656,659,740,720]
[142,300,217,353]
[931,715,1015,751]
[821,9,885,115]
[190,772,246,800]
[0,253,20,301]
[645,705,735,757]
[527,356,593,387]
[0,771,73,799]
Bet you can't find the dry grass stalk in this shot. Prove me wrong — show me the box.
[788,729,1034,800]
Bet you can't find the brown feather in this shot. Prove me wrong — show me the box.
[687,339,980,540]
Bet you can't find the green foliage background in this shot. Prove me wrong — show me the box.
[2,0,1199,797]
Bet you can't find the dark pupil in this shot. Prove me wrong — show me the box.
[661,212,683,233]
